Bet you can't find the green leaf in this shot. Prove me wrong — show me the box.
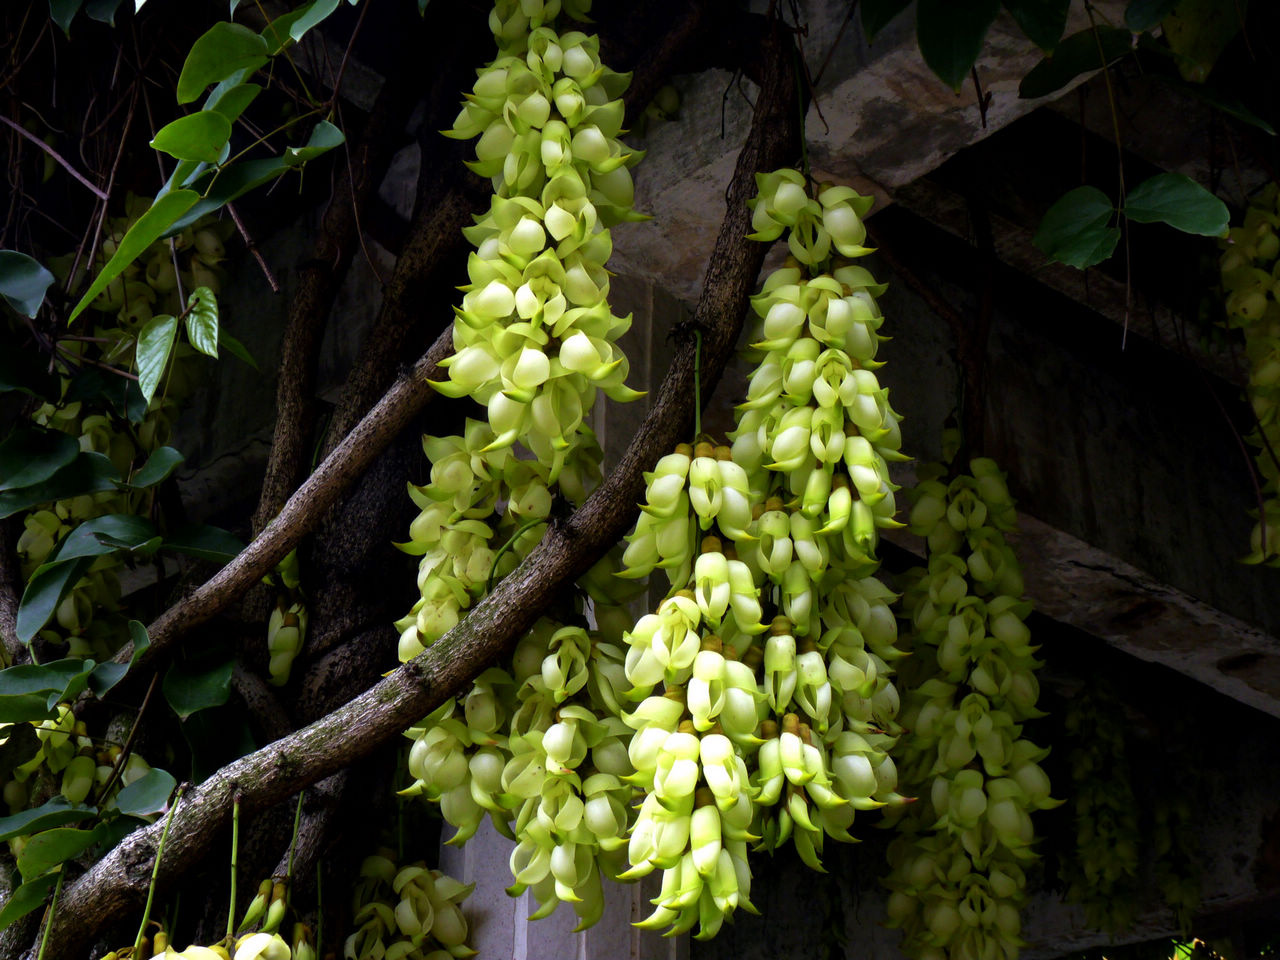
[18,825,102,881]
[0,872,59,933]
[163,658,234,719]
[1165,76,1275,136]
[89,620,150,697]
[177,22,269,104]
[1019,26,1133,99]
[112,768,177,817]
[0,427,80,492]
[0,659,96,721]
[63,366,146,422]
[68,190,200,323]
[164,158,289,234]
[860,0,911,40]
[185,285,219,357]
[916,0,1001,91]
[151,111,233,163]
[121,446,184,489]
[0,796,95,843]
[417,0,429,12]
[84,0,126,24]
[289,0,340,44]
[1003,0,1071,52]
[220,330,259,370]
[48,0,85,36]
[16,558,94,645]
[284,120,345,166]
[162,524,245,563]
[1125,0,1178,32]
[1034,185,1121,268]
[136,313,179,404]
[205,81,261,123]
[0,452,120,519]
[1123,172,1229,236]
[0,250,57,318]
[52,514,160,562]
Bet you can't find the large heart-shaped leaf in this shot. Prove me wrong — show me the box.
[1003,0,1071,53]
[162,524,245,563]
[0,452,120,519]
[1123,172,1229,237]
[860,0,911,41]
[151,111,233,163]
[163,658,234,719]
[916,0,1002,91]
[284,120,345,166]
[177,22,269,104]
[0,873,59,933]
[1033,186,1120,269]
[18,825,103,881]
[0,659,97,722]
[120,446,184,490]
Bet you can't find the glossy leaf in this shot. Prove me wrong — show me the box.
[206,81,262,123]
[289,0,341,44]
[162,523,245,563]
[177,22,269,104]
[48,0,85,36]
[0,872,59,933]
[0,797,95,843]
[0,250,56,318]
[1164,76,1276,136]
[89,620,150,697]
[16,558,94,645]
[1019,27,1132,99]
[68,189,200,323]
[151,111,233,163]
[0,659,96,722]
[1124,0,1178,32]
[0,452,120,519]
[1033,186,1120,269]
[1003,0,1071,52]
[185,285,219,357]
[916,0,1001,91]
[860,0,911,41]
[64,366,146,423]
[84,0,126,23]
[113,768,177,817]
[0,427,80,492]
[284,120,346,166]
[262,4,316,54]
[1124,173,1229,236]
[136,313,178,404]
[18,825,102,881]
[163,657,234,719]
[220,330,259,370]
[122,446,185,489]
[53,514,160,562]
[0,722,39,781]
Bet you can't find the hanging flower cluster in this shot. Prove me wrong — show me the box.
[609,169,909,938]
[396,0,654,930]
[344,850,476,960]
[883,458,1057,960]
[1218,184,1280,564]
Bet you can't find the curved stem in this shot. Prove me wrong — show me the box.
[133,783,186,955]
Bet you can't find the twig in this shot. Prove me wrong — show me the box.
[227,202,281,293]
[0,113,108,200]
[92,673,159,806]
[45,21,799,954]
[55,344,140,381]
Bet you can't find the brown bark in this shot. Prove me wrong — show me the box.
[42,19,799,956]
[0,517,28,667]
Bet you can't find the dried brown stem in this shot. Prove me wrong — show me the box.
[47,20,796,955]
